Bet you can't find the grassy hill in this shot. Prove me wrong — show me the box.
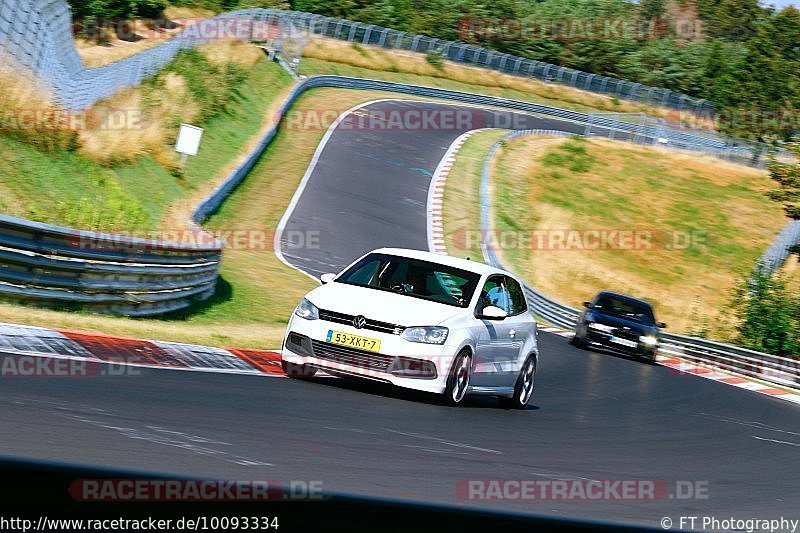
[444,134,789,340]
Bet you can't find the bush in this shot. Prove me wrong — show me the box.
[425,52,444,70]
[732,263,800,356]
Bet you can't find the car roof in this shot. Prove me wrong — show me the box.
[596,290,653,307]
[370,248,509,278]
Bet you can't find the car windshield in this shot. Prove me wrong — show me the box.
[336,253,480,308]
[594,294,655,325]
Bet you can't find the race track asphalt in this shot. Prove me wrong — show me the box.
[278,99,595,277]
[1,332,798,528]
[1,99,797,529]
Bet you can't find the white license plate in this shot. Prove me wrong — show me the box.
[610,336,637,348]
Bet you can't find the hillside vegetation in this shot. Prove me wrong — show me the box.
[444,133,788,340]
[67,0,800,139]
[0,42,292,232]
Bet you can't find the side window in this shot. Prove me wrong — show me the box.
[476,276,510,314]
[505,276,528,315]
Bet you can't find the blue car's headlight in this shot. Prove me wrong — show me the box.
[294,298,319,320]
[639,335,658,346]
[588,322,614,333]
[401,326,448,345]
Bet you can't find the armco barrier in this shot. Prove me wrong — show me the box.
[477,131,800,391]
[0,73,793,315]
[0,215,222,316]
[5,2,772,162]
[192,74,778,224]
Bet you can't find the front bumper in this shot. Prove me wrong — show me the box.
[584,328,657,357]
[281,315,460,394]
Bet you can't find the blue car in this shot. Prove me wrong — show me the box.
[571,291,666,362]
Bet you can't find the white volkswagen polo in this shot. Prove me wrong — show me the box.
[281,248,539,407]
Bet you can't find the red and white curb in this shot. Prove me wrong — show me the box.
[427,129,489,254]
[538,325,800,405]
[0,322,285,377]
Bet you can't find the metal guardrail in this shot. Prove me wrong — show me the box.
[192,74,775,225]
[478,131,800,391]
[758,220,800,273]
[0,67,740,315]
[2,0,773,164]
[1,73,792,316]
[0,0,796,324]
[0,215,222,316]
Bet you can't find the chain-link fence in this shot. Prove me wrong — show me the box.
[279,11,713,114]
[0,1,713,114]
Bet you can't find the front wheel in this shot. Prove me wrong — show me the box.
[571,328,588,349]
[442,349,472,406]
[281,359,317,379]
[498,356,536,409]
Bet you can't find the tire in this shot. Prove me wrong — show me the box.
[571,330,587,349]
[498,356,536,409]
[281,359,317,379]
[442,349,472,407]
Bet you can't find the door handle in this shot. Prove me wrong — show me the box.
[509,329,516,338]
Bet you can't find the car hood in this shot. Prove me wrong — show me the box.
[589,311,659,335]
[305,282,465,326]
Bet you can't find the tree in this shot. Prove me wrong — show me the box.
[767,141,800,220]
[698,0,764,41]
[733,264,800,356]
[67,0,167,19]
[291,0,357,18]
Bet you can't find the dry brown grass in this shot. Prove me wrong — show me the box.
[304,37,679,119]
[77,87,171,166]
[0,54,78,152]
[441,130,510,259]
[780,255,800,293]
[488,136,787,338]
[201,39,263,70]
[77,41,260,167]
[75,6,215,68]
[0,302,289,348]
[1,88,442,348]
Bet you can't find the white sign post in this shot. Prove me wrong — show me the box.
[175,123,204,167]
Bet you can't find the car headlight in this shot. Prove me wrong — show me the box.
[587,322,614,333]
[639,335,658,346]
[401,326,448,345]
[294,298,319,320]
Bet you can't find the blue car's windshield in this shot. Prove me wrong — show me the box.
[594,294,655,326]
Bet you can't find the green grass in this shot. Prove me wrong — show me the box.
[0,88,429,347]
[1,40,761,348]
[485,136,788,338]
[441,130,510,259]
[0,58,292,232]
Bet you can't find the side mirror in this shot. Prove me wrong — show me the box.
[583,301,592,308]
[479,305,508,320]
[320,273,336,285]
[657,322,667,329]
